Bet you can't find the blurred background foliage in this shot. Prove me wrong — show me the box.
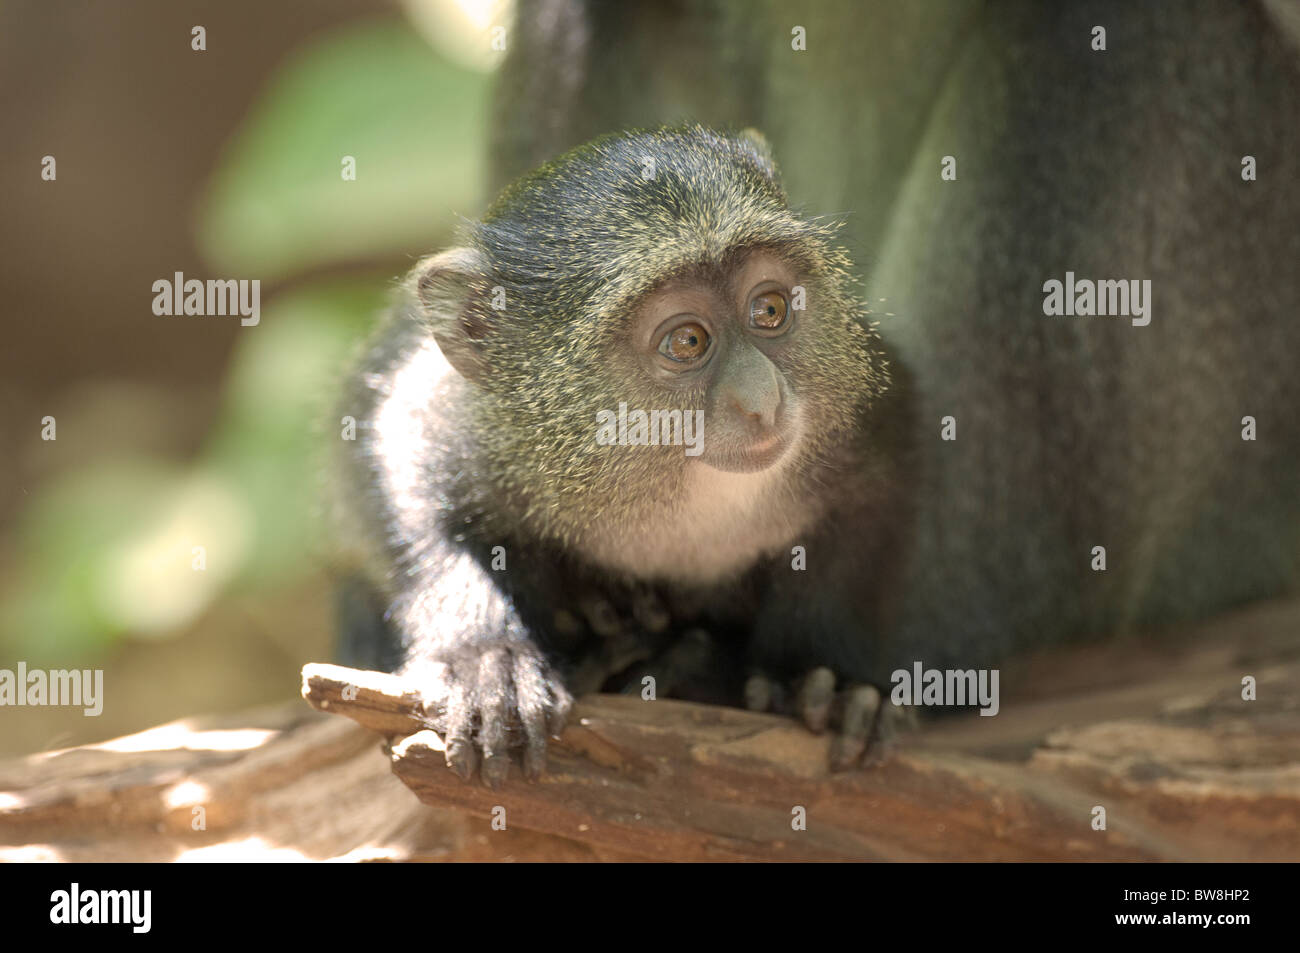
[198,18,488,278]
[0,0,508,753]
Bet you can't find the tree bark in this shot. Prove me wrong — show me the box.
[2,598,1297,862]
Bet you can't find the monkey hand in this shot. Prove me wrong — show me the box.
[744,667,913,770]
[402,638,574,787]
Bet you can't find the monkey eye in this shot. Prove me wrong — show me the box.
[749,290,790,331]
[659,320,712,362]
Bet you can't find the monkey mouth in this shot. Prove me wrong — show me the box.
[701,424,796,473]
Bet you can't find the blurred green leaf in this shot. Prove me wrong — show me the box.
[0,281,384,659]
[3,15,485,661]
[198,16,488,278]
[201,279,385,582]
[2,462,188,661]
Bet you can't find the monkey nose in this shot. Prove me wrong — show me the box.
[730,395,779,430]
[720,350,783,429]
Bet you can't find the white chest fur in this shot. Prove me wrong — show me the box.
[582,460,818,584]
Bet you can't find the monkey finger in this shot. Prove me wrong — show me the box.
[631,589,670,633]
[666,627,714,672]
[551,608,584,637]
[602,629,654,675]
[511,652,551,780]
[615,628,710,697]
[475,647,513,788]
[829,684,881,771]
[442,676,478,782]
[519,713,548,780]
[797,666,837,733]
[546,679,574,740]
[579,595,622,638]
[565,655,616,696]
[653,627,716,694]
[861,695,913,766]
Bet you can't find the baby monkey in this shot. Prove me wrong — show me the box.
[330,126,907,786]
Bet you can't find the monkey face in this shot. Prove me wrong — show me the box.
[629,248,804,474]
[420,128,889,554]
[556,242,884,580]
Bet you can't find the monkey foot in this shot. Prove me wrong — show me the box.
[745,666,912,770]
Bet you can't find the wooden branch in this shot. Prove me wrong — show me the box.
[298,594,1300,862]
[2,598,1296,862]
[300,663,428,737]
[302,663,1133,860]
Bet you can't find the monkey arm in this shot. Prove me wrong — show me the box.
[388,545,573,788]
[331,314,573,788]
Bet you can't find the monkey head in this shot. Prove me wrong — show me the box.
[411,125,889,578]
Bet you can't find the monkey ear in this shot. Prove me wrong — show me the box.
[737,127,779,182]
[413,247,494,383]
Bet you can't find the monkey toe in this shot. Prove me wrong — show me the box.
[797,666,837,733]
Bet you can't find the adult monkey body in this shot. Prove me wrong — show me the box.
[332,127,912,784]
[491,0,1300,661]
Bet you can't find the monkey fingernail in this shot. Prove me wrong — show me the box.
[445,741,477,782]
